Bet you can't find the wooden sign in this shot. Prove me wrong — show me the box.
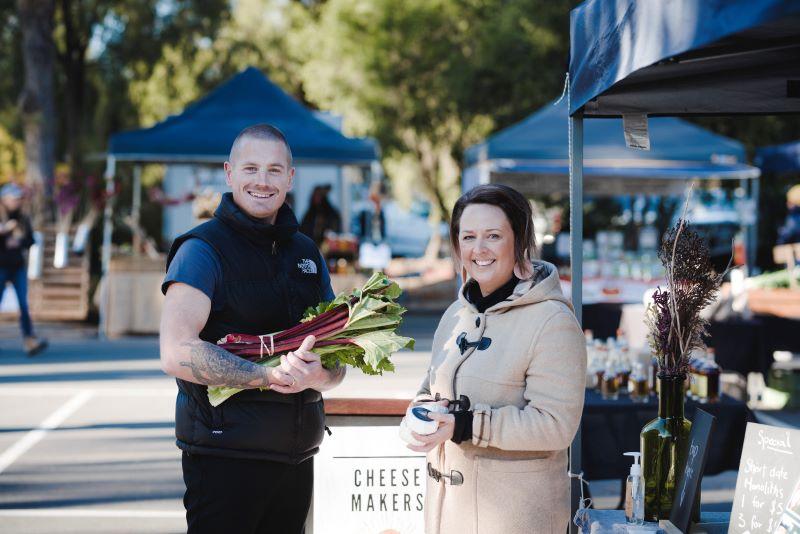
[664,409,716,533]
[313,425,426,534]
[730,423,800,533]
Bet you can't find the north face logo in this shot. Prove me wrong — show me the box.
[297,259,317,274]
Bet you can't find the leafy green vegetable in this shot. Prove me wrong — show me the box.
[207,272,414,407]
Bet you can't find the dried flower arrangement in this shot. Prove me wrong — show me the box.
[645,188,725,378]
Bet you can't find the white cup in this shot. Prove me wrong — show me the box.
[405,402,449,435]
[399,402,449,446]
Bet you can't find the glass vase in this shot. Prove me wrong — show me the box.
[640,375,692,521]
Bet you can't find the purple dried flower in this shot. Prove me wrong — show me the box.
[646,217,723,378]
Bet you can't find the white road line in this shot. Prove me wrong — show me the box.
[0,390,94,474]
[0,509,184,518]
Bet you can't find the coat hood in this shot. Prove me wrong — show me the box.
[457,260,572,314]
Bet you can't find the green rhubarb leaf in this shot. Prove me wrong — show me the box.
[360,271,387,293]
[342,314,403,333]
[352,330,414,373]
[345,297,406,328]
[361,272,402,300]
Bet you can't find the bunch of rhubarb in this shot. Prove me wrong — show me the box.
[207,272,414,406]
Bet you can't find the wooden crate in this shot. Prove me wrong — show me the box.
[27,227,90,321]
[103,254,166,337]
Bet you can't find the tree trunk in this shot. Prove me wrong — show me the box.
[17,0,56,227]
[59,0,88,179]
[417,146,449,260]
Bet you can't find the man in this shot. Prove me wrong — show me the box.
[160,124,345,534]
[0,183,47,355]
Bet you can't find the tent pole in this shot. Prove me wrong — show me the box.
[568,111,584,534]
[340,165,350,235]
[749,176,760,274]
[478,144,491,185]
[99,155,116,339]
[132,165,142,256]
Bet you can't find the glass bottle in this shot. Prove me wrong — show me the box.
[585,331,599,388]
[629,362,650,402]
[616,350,632,394]
[594,340,608,393]
[688,354,701,401]
[641,375,692,521]
[698,348,720,403]
[601,359,619,400]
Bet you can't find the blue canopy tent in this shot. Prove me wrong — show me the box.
[566,1,800,527]
[100,67,379,334]
[108,67,377,164]
[463,98,759,197]
[755,140,800,174]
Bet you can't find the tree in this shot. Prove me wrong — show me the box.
[17,0,56,224]
[297,0,573,229]
[53,0,229,177]
[128,0,311,127]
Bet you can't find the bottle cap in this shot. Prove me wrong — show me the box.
[624,452,641,476]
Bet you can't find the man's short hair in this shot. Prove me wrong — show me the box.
[229,124,293,167]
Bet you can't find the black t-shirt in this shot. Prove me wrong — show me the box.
[162,237,336,310]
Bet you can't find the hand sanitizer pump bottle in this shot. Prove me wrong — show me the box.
[624,452,645,525]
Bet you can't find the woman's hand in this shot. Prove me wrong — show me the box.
[407,408,455,453]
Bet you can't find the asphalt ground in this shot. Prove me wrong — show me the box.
[0,316,435,533]
[0,314,752,533]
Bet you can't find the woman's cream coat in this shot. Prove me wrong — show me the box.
[415,261,587,534]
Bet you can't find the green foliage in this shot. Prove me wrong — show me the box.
[296,0,573,220]
[0,1,22,135]
[0,125,25,179]
[129,0,312,126]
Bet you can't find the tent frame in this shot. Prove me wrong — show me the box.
[566,1,798,530]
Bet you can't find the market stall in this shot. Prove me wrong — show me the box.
[101,67,379,336]
[567,0,800,530]
[463,97,761,338]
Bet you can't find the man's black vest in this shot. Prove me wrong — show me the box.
[166,193,327,463]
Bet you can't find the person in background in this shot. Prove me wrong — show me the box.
[0,183,48,356]
[357,181,386,243]
[299,184,341,246]
[777,184,800,245]
[407,184,586,534]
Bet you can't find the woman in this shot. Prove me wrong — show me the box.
[0,183,47,356]
[299,184,341,246]
[408,184,586,534]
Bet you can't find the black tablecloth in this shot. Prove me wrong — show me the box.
[706,315,800,377]
[582,303,624,340]
[581,389,752,481]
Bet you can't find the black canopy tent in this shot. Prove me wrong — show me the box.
[566,0,800,528]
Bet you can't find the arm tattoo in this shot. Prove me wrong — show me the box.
[178,340,270,388]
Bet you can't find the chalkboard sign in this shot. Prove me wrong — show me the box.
[730,423,800,534]
[666,409,716,533]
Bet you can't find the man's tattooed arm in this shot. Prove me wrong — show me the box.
[178,340,272,388]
